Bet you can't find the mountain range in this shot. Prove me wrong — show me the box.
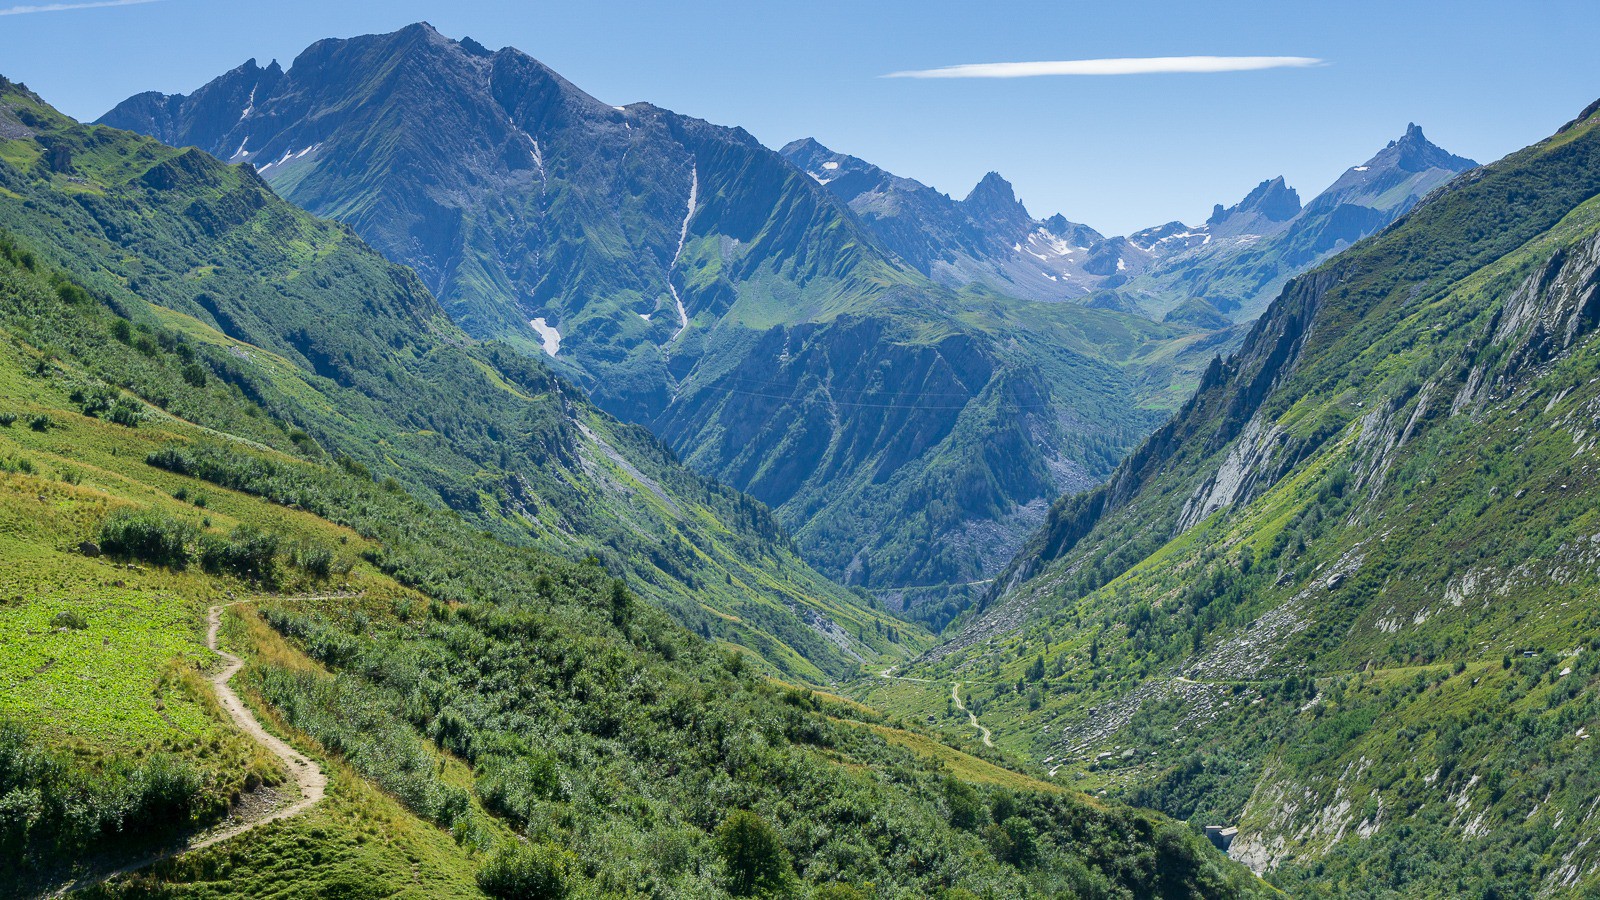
[99,23,1231,624]
[2,69,922,685]
[781,125,1476,324]
[98,25,1479,630]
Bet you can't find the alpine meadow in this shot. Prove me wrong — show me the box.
[2,5,1599,899]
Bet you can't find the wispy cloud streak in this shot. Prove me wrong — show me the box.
[884,56,1324,79]
[0,0,163,16]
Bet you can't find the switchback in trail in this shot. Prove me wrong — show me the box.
[46,600,332,897]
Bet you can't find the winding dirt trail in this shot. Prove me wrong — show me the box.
[202,602,327,826]
[951,682,994,748]
[46,601,327,896]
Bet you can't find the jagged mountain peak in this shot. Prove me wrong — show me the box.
[1367,121,1476,174]
[1207,175,1301,227]
[1043,213,1106,247]
[458,35,495,57]
[964,170,1019,207]
[963,170,1033,231]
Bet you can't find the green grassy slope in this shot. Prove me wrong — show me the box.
[0,131,1268,899]
[867,102,1600,897]
[0,78,922,683]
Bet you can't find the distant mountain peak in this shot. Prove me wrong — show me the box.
[965,171,1016,205]
[963,171,1033,228]
[783,136,828,156]
[1207,175,1301,228]
[1368,122,1476,174]
[458,35,493,57]
[1392,121,1425,147]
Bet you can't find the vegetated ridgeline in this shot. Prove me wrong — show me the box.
[45,601,329,898]
[868,96,1600,896]
[0,74,915,684]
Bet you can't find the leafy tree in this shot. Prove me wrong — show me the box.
[986,816,1039,869]
[943,777,986,831]
[716,810,792,896]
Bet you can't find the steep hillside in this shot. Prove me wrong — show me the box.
[862,101,1600,897]
[784,129,1474,327]
[0,77,920,683]
[0,79,1268,900]
[100,24,1221,626]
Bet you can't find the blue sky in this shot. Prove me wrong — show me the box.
[3,0,1599,234]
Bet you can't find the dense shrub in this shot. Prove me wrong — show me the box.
[716,810,792,897]
[476,842,573,900]
[291,542,334,580]
[98,509,194,568]
[199,526,279,584]
[107,398,142,427]
[0,722,215,879]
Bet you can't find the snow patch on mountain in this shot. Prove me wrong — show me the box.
[529,317,562,356]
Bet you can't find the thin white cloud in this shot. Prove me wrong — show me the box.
[884,56,1325,79]
[0,0,163,15]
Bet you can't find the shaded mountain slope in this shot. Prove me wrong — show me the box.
[101,24,1220,625]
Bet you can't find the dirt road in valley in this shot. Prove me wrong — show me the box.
[951,682,994,748]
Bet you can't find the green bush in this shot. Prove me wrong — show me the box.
[98,510,194,568]
[27,414,51,432]
[53,280,89,304]
[291,542,334,580]
[476,842,573,900]
[199,526,279,584]
[0,722,215,878]
[716,810,792,897]
[0,412,14,427]
[69,385,114,417]
[108,398,142,427]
